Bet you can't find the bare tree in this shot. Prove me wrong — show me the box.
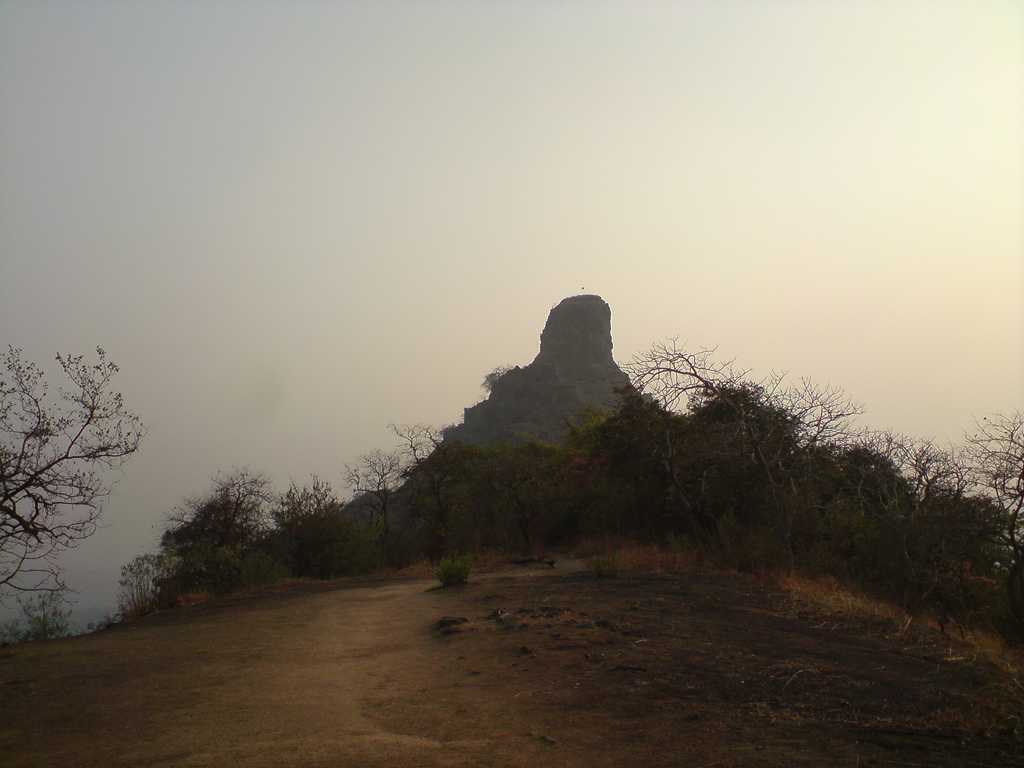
[626,338,862,450]
[777,377,864,449]
[625,340,745,412]
[391,423,444,464]
[390,424,466,557]
[346,450,404,555]
[0,346,143,598]
[620,342,743,538]
[853,430,992,620]
[966,411,1024,623]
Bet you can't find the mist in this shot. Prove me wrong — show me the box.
[1,1,1020,625]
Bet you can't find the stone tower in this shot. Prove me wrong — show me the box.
[446,295,628,445]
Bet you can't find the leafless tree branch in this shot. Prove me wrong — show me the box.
[1,347,143,599]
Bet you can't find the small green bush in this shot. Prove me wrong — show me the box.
[589,555,619,579]
[437,555,471,587]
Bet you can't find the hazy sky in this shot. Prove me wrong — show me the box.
[2,1,1021,624]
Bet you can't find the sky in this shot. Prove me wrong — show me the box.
[1,1,1021,626]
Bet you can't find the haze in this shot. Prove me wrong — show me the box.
[1,1,1020,625]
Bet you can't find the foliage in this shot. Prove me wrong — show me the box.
[272,476,338,530]
[437,554,471,587]
[475,441,569,551]
[160,470,279,594]
[163,470,273,556]
[119,350,1020,643]
[269,477,381,579]
[117,552,172,619]
[238,550,289,588]
[153,473,383,599]
[1,591,72,644]
[274,512,379,580]
[390,348,1021,639]
[610,341,1017,635]
[0,347,144,596]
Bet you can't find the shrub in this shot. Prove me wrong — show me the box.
[437,555,471,587]
[174,542,245,594]
[0,618,20,645]
[118,553,172,619]
[239,551,288,588]
[1,592,72,643]
[589,555,619,579]
[278,515,381,580]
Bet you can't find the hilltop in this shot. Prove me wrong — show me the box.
[3,560,1022,767]
[8,295,1020,768]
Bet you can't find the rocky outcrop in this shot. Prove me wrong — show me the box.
[446,295,629,445]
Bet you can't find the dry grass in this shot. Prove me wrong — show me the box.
[588,542,898,625]
[776,574,906,625]
[957,627,1024,681]
[469,549,522,572]
[777,572,1024,704]
[574,538,701,575]
[614,543,698,574]
[393,558,436,579]
[943,627,1024,726]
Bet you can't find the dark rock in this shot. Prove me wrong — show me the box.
[436,616,469,631]
[511,557,556,567]
[530,732,558,746]
[445,295,628,445]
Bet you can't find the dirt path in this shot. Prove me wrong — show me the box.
[2,566,573,768]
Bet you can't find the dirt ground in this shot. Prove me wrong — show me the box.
[2,561,1022,767]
